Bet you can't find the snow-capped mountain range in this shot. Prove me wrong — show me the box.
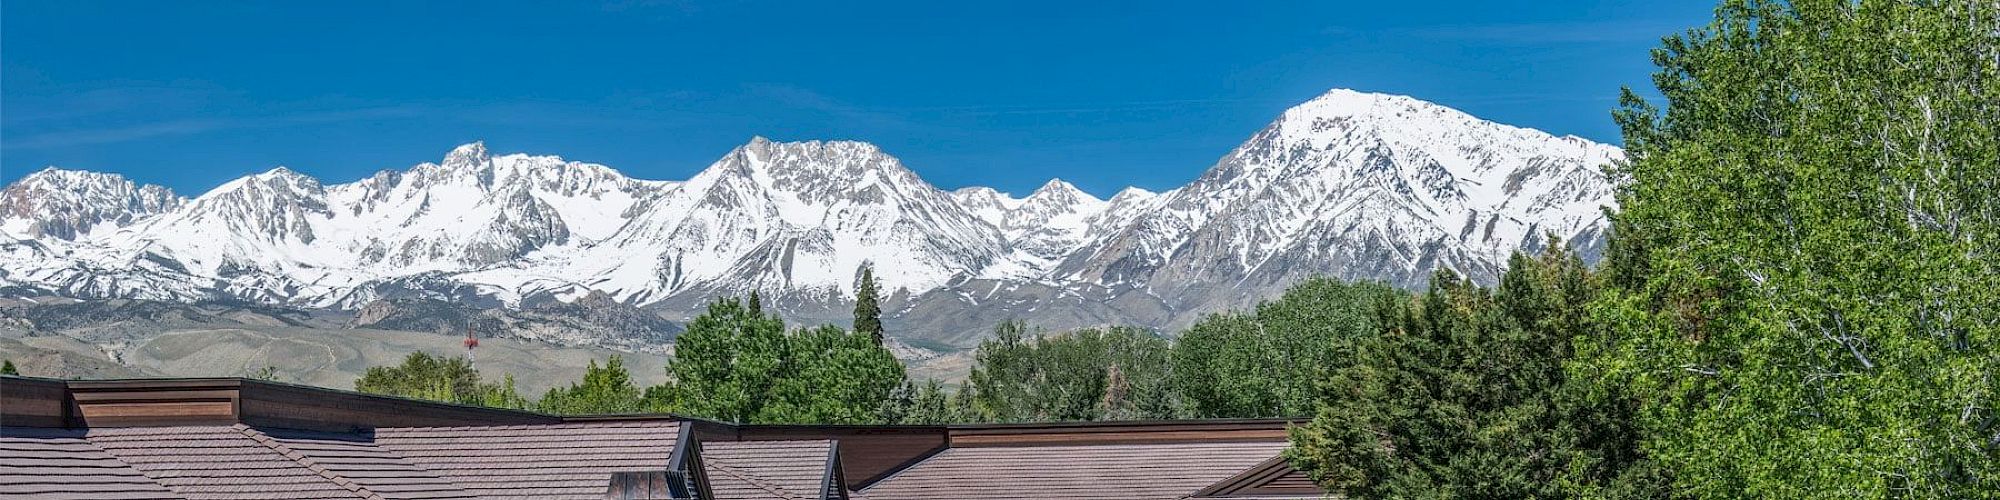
[0,89,1621,346]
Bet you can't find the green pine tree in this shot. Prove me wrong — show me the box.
[1,359,17,376]
[948,381,980,422]
[854,265,884,345]
[905,379,955,424]
[1287,246,1667,499]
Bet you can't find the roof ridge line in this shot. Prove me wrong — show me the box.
[232,424,386,500]
[706,456,806,500]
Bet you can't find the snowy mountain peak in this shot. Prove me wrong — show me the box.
[202,166,321,198]
[1052,88,1621,307]
[1025,179,1099,206]
[444,141,492,168]
[695,137,935,210]
[1107,186,1158,203]
[952,186,1012,203]
[24,165,72,179]
[734,137,892,169]
[1016,179,1108,229]
[0,167,184,240]
[255,166,310,181]
[1301,88,1426,113]
[12,166,140,188]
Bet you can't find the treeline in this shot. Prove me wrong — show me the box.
[350,275,1405,424]
[947,279,1403,423]
[357,272,912,425]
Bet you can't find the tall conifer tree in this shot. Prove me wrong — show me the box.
[854,265,884,345]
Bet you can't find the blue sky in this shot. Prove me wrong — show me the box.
[2,1,1714,197]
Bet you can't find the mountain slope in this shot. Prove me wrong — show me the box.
[0,89,1621,348]
[1051,89,1618,314]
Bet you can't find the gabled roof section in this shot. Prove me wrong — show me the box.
[255,427,479,500]
[85,425,369,500]
[372,420,688,500]
[0,426,184,500]
[701,421,948,491]
[1186,455,1326,499]
[703,439,842,500]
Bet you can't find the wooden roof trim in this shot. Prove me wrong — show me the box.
[1,375,76,427]
[45,377,559,430]
[946,419,1299,447]
[1187,455,1327,498]
[670,425,713,500]
[946,417,1301,431]
[821,440,843,500]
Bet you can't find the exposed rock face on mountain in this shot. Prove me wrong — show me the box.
[0,168,182,240]
[0,89,1621,348]
[954,179,1113,276]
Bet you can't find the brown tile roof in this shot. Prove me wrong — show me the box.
[858,441,1290,500]
[372,421,686,500]
[0,427,185,500]
[256,428,478,500]
[86,425,368,500]
[20,421,692,500]
[703,440,838,500]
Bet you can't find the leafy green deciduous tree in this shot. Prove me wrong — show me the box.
[757,325,906,424]
[1171,278,1402,418]
[537,356,646,415]
[967,322,1176,422]
[665,296,907,424]
[665,298,788,422]
[1589,0,1999,497]
[355,352,526,409]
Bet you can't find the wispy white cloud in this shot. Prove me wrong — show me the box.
[5,106,422,150]
[744,83,915,129]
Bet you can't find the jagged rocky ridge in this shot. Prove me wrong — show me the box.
[0,89,1621,347]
